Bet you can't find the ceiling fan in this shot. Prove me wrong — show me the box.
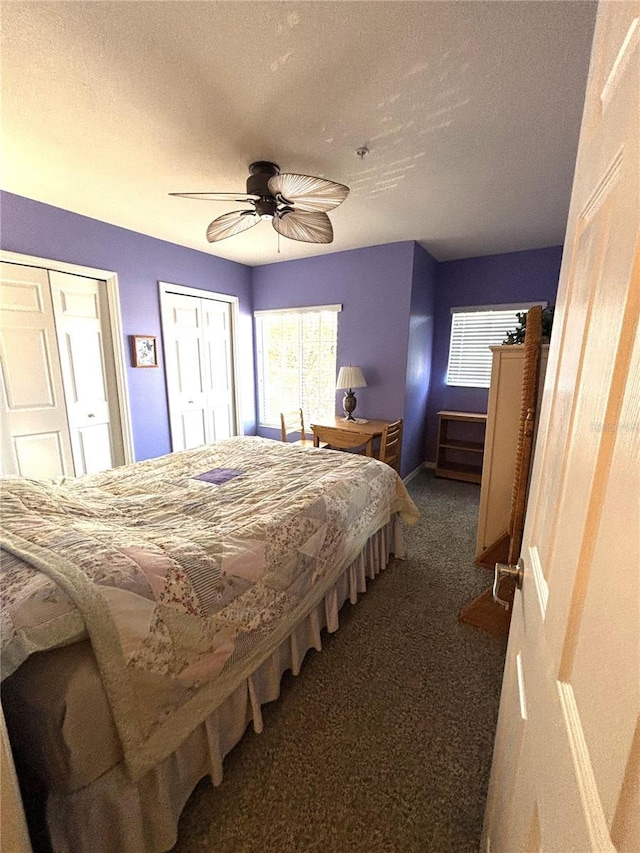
[170,161,349,245]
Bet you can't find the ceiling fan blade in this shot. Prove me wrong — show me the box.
[273,210,333,244]
[170,192,259,203]
[206,210,260,242]
[268,173,349,212]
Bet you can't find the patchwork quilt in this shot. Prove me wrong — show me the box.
[0,437,418,779]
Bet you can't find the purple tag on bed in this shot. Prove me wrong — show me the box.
[193,468,243,485]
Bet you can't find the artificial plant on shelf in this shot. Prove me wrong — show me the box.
[503,305,555,345]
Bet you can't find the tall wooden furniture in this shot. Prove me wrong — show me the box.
[461,306,545,635]
[435,411,487,484]
[475,345,549,566]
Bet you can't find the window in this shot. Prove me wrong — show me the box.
[446,303,546,388]
[255,305,341,426]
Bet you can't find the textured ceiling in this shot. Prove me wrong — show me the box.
[1,1,597,266]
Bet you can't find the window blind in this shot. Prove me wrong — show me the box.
[446,304,544,388]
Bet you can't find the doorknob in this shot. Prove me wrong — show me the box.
[493,558,524,610]
[87,413,95,418]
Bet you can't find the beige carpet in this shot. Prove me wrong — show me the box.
[171,470,508,853]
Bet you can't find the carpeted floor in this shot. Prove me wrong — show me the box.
[171,470,508,853]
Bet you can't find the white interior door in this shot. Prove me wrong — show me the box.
[483,4,639,851]
[202,298,236,441]
[49,271,123,475]
[0,262,75,478]
[162,291,208,450]
[161,287,238,451]
[1,260,129,478]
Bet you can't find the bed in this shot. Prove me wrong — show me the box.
[0,436,418,852]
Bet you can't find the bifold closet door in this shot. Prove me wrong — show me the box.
[0,262,75,478]
[1,262,122,477]
[49,270,122,475]
[163,292,209,450]
[163,291,236,451]
[201,298,235,442]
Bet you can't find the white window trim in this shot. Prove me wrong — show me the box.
[254,304,342,316]
[449,301,547,315]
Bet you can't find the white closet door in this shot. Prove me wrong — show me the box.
[202,298,236,441]
[163,292,208,451]
[0,262,75,478]
[162,290,238,451]
[49,271,119,475]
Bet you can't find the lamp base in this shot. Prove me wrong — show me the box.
[342,390,357,421]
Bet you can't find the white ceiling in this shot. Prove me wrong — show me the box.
[1,1,597,267]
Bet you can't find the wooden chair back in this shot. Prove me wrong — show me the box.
[280,409,310,444]
[380,418,403,471]
[312,425,374,457]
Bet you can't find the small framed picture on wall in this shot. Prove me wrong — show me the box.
[131,335,158,368]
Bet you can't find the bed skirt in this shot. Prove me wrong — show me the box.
[43,516,403,853]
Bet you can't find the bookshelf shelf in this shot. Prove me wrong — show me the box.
[435,410,487,484]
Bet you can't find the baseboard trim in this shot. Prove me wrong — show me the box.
[403,463,426,485]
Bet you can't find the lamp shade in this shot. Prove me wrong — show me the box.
[336,365,367,390]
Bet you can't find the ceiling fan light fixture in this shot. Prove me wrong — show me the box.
[255,195,277,219]
[172,160,348,247]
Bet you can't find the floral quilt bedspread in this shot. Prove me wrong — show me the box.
[0,437,418,779]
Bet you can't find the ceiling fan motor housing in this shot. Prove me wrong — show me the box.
[247,162,281,218]
[255,197,277,218]
[246,161,280,195]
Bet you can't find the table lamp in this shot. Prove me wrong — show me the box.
[336,365,367,420]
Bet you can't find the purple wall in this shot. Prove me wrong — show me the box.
[252,242,416,456]
[404,244,437,476]
[1,190,564,475]
[425,246,563,462]
[0,192,255,461]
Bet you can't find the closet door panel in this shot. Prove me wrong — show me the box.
[163,292,208,451]
[162,289,238,450]
[0,262,74,477]
[202,300,235,441]
[76,423,114,475]
[49,272,116,476]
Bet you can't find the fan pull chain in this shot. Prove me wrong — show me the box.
[277,228,281,254]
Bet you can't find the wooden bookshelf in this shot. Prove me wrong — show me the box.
[435,410,487,484]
